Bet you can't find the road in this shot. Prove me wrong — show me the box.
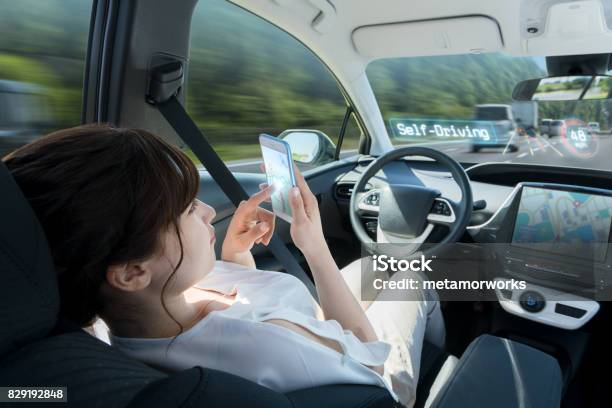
[432,132,612,170]
[205,134,612,173]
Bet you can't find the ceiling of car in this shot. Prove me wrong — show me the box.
[232,0,612,62]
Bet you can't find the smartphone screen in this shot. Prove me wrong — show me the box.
[259,134,296,223]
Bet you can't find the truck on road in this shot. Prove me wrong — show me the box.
[471,104,519,152]
[511,101,538,136]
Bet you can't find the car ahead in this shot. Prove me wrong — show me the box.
[588,122,601,133]
[0,80,51,157]
[540,118,552,136]
[512,101,538,137]
[470,104,519,152]
[548,119,565,137]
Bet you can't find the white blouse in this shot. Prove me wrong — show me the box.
[110,261,398,402]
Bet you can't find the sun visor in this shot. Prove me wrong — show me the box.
[352,16,503,59]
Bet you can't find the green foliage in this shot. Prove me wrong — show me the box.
[367,54,545,121]
[0,54,57,85]
[0,53,81,126]
[368,53,612,136]
[0,0,90,128]
[186,0,345,134]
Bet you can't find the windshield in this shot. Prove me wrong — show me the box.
[367,53,612,170]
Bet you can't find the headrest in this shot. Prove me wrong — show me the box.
[0,160,59,357]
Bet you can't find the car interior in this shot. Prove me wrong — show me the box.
[1,0,611,407]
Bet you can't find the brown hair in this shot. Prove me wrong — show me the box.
[2,124,199,327]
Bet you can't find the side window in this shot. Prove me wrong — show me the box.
[187,0,363,172]
[341,112,365,156]
[0,0,93,157]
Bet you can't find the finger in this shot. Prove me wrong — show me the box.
[263,216,275,245]
[240,221,270,246]
[259,163,266,174]
[292,162,314,198]
[245,184,273,208]
[258,183,272,202]
[233,200,247,215]
[292,162,317,208]
[257,207,276,245]
[288,187,307,223]
[292,162,307,190]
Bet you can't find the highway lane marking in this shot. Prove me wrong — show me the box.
[502,132,517,155]
[517,152,528,158]
[525,136,534,156]
[538,136,564,157]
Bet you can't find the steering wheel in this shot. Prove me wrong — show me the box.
[349,146,473,256]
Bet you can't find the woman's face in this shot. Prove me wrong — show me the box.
[152,198,217,294]
[105,197,217,297]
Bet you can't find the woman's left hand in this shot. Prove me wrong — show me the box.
[221,185,275,268]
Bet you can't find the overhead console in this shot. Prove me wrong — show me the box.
[520,0,612,56]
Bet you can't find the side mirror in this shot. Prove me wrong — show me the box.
[279,129,336,165]
[513,75,612,101]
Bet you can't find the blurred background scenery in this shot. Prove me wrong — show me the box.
[2,0,612,170]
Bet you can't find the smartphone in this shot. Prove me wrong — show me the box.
[259,134,296,223]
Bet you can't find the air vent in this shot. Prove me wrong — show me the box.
[334,182,373,199]
[357,156,375,166]
[335,183,354,199]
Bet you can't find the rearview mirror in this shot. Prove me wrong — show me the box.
[279,129,336,165]
[513,75,612,101]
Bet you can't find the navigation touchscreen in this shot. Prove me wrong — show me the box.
[511,186,612,261]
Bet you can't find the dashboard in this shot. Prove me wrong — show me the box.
[469,182,612,274]
[334,159,608,329]
[468,182,606,329]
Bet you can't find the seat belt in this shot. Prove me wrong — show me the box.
[146,60,317,300]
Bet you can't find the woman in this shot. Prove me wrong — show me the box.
[3,124,444,407]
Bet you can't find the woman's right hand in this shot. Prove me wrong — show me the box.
[288,164,326,257]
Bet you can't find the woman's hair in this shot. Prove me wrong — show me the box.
[2,124,199,327]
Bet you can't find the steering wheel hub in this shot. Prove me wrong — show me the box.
[378,184,440,239]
